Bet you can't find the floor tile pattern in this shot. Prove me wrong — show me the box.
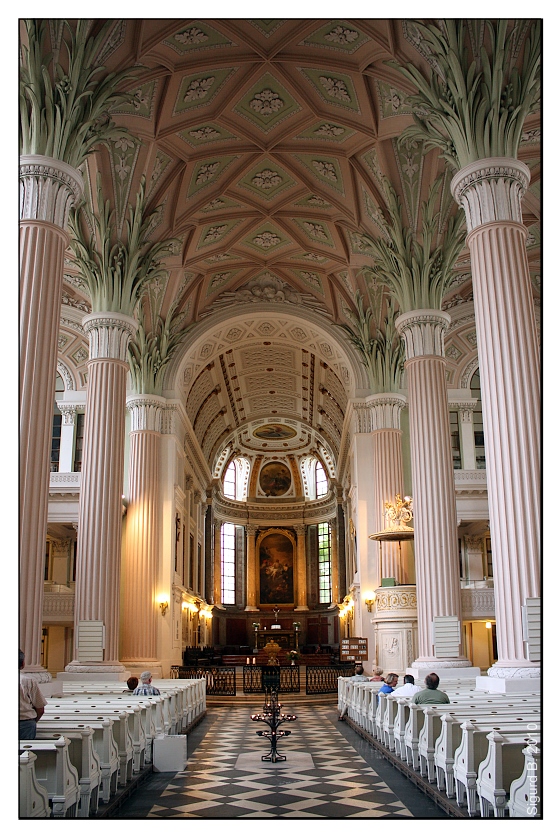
[116,702,447,818]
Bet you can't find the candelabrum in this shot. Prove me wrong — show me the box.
[251,690,297,762]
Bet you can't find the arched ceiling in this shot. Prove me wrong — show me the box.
[57,18,541,471]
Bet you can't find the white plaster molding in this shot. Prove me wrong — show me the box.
[374,586,418,617]
[395,309,451,359]
[448,399,477,423]
[49,472,81,485]
[460,588,495,619]
[352,393,407,433]
[126,394,166,432]
[454,470,487,484]
[20,154,84,228]
[450,157,531,234]
[58,404,78,425]
[57,360,75,391]
[43,592,74,618]
[64,664,126,673]
[82,312,138,362]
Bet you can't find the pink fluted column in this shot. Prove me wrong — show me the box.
[68,312,137,672]
[369,394,408,584]
[396,310,469,667]
[452,159,540,681]
[20,156,83,674]
[120,396,165,672]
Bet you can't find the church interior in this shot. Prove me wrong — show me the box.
[18,15,542,820]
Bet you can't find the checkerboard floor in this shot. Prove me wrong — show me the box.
[115,703,449,819]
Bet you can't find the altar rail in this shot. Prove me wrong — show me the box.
[306,665,354,694]
[243,665,300,694]
[171,666,236,696]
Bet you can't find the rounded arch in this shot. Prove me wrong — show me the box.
[163,303,370,397]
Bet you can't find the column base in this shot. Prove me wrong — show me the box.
[407,661,480,684]
[294,606,309,611]
[475,674,541,694]
[20,666,52,684]
[244,605,259,612]
[58,661,129,682]
[120,661,163,679]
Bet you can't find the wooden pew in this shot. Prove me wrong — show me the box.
[477,731,541,818]
[453,721,541,816]
[19,750,50,818]
[19,737,80,818]
[508,744,541,818]
[38,718,119,803]
[418,704,540,783]
[45,702,138,784]
[36,725,101,817]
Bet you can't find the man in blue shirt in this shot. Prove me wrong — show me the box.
[132,671,161,696]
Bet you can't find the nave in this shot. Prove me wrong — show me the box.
[113,702,446,819]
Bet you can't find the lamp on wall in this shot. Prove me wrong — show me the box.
[159,600,169,616]
[364,593,376,613]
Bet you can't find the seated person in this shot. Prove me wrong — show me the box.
[126,676,139,692]
[370,666,384,682]
[394,674,421,697]
[350,663,369,681]
[378,672,399,693]
[412,672,450,704]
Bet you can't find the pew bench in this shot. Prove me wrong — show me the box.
[41,715,120,800]
[453,721,541,816]
[19,750,50,818]
[19,737,80,818]
[508,744,541,818]
[36,725,101,817]
[476,731,541,818]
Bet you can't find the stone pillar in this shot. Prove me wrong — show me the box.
[396,310,470,670]
[452,159,540,688]
[19,155,83,674]
[213,521,222,606]
[120,395,165,675]
[449,400,478,471]
[294,525,308,611]
[369,394,408,583]
[245,524,259,611]
[57,405,78,473]
[69,312,138,673]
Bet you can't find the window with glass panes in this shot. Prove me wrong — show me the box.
[449,410,461,469]
[73,412,85,472]
[221,523,236,604]
[223,462,236,499]
[470,371,485,469]
[317,522,332,603]
[315,460,328,497]
[51,411,62,471]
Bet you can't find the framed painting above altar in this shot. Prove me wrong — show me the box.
[258,531,294,605]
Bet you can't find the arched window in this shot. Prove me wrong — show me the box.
[301,456,329,500]
[315,461,328,498]
[318,522,332,603]
[223,457,250,500]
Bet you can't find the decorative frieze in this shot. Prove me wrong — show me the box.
[395,309,451,358]
[460,587,495,619]
[450,157,530,234]
[43,591,74,618]
[448,400,477,423]
[82,312,138,362]
[20,154,84,228]
[374,585,417,618]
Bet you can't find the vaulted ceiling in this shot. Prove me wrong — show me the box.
[56,19,541,472]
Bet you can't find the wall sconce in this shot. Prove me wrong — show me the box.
[365,596,375,613]
[159,601,169,616]
[485,621,492,629]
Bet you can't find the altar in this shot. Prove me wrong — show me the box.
[255,630,299,650]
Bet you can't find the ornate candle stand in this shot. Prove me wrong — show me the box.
[251,690,297,763]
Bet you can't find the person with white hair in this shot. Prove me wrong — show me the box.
[132,671,161,696]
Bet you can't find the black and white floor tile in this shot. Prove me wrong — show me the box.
[115,703,448,819]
